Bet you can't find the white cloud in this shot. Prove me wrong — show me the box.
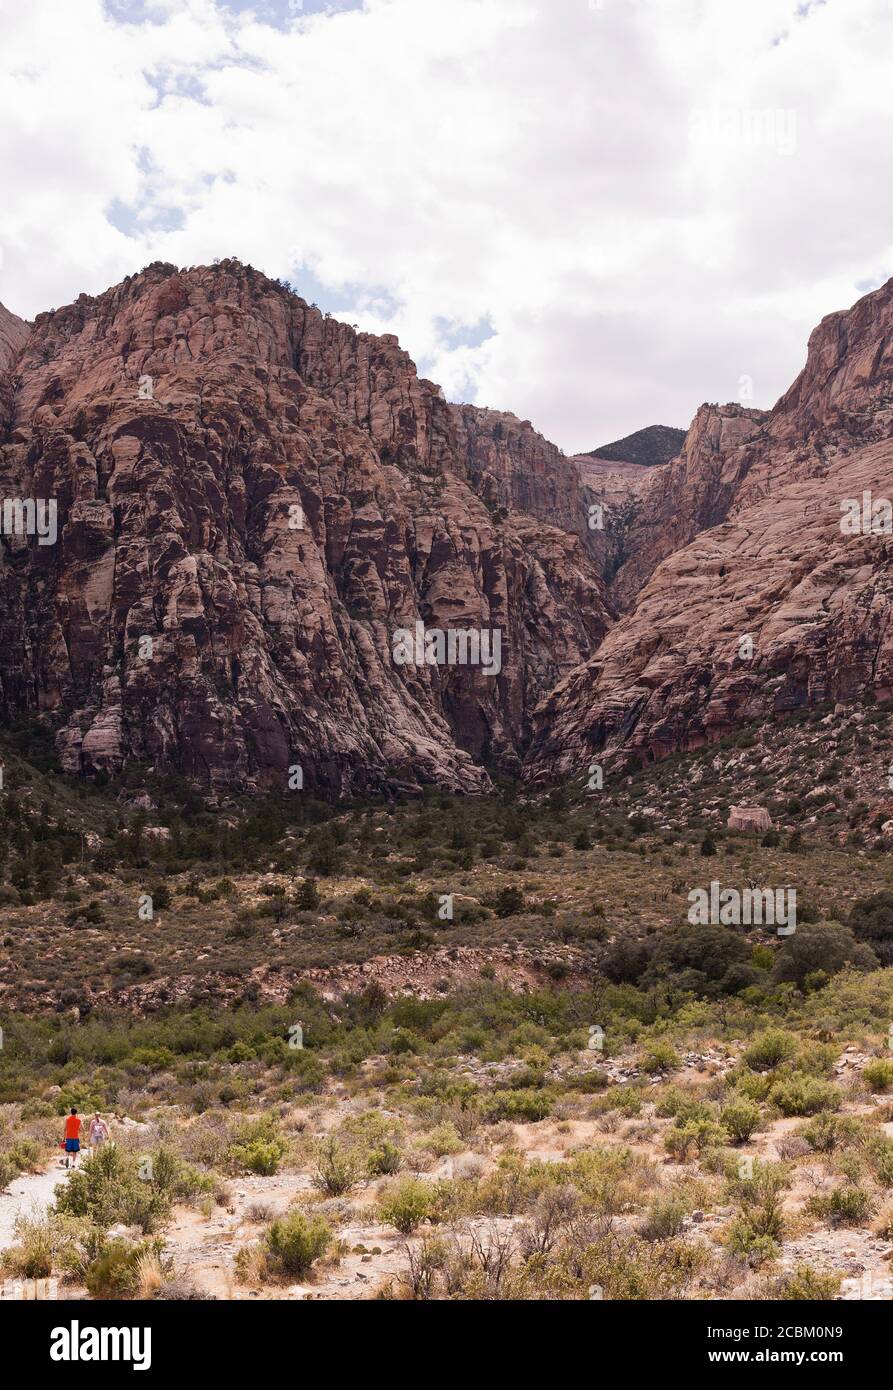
[1,0,893,451]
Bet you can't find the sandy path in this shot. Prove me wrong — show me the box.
[0,1162,67,1251]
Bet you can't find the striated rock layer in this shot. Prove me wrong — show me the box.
[0,261,610,795]
[526,277,893,785]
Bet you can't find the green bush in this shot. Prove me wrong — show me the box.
[639,1194,687,1241]
[800,1113,862,1152]
[484,1088,552,1123]
[742,1029,797,1072]
[808,1185,873,1226]
[367,1141,403,1177]
[6,1137,42,1173]
[641,1041,681,1073]
[769,1074,840,1117]
[265,1210,331,1276]
[55,1144,170,1234]
[312,1137,362,1196]
[847,891,893,965]
[0,1152,19,1189]
[643,925,757,998]
[84,1237,163,1298]
[378,1177,434,1234]
[236,1140,285,1176]
[772,923,877,989]
[863,1058,893,1091]
[230,1119,288,1176]
[768,1265,842,1300]
[720,1097,762,1143]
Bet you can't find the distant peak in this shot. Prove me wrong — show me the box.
[583,424,686,468]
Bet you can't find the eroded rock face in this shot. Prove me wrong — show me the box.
[0,261,611,795]
[526,277,893,786]
[611,403,769,609]
[450,404,590,544]
[0,303,29,425]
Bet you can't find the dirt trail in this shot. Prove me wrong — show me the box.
[0,1161,66,1251]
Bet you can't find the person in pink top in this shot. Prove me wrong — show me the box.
[88,1113,110,1151]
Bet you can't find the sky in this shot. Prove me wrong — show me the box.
[1,0,893,453]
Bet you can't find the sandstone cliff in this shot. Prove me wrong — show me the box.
[0,261,611,795]
[526,277,893,784]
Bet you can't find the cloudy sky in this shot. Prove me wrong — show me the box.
[1,0,892,452]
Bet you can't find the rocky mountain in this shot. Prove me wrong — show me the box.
[0,260,612,797]
[584,423,686,469]
[4,262,893,802]
[526,277,893,785]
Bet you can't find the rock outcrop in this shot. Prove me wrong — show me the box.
[0,261,611,795]
[727,806,772,833]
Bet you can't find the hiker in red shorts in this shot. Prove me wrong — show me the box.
[62,1108,82,1169]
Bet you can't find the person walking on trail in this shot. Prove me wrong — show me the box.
[62,1107,82,1169]
[88,1113,110,1152]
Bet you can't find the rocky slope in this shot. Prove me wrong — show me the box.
[526,277,893,783]
[0,260,611,795]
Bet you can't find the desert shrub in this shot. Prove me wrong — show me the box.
[720,1097,762,1143]
[422,1123,463,1158]
[764,1265,842,1300]
[808,1185,873,1226]
[793,1041,839,1077]
[653,1086,690,1119]
[0,1152,19,1189]
[483,1088,552,1123]
[543,1231,707,1300]
[236,1140,285,1176]
[378,1177,435,1234]
[769,1074,840,1117]
[639,1194,687,1241]
[847,891,893,964]
[725,1219,778,1266]
[664,1119,727,1161]
[84,1237,166,1299]
[742,1029,797,1072]
[642,924,757,997]
[863,1058,893,1091]
[0,1212,98,1280]
[772,923,877,989]
[295,878,320,910]
[5,1137,42,1173]
[724,1160,788,1262]
[601,937,653,984]
[229,1119,288,1176]
[800,1113,862,1153]
[264,1210,331,1276]
[866,1136,893,1187]
[492,887,524,918]
[566,1069,609,1093]
[366,1141,403,1176]
[641,1041,681,1073]
[312,1137,362,1196]
[55,1144,170,1234]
